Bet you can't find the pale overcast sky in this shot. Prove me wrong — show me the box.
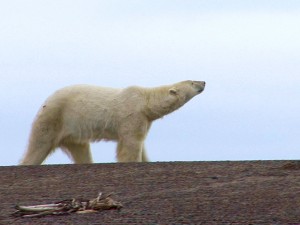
[1,1,300,166]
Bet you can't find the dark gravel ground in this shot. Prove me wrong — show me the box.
[1,161,300,225]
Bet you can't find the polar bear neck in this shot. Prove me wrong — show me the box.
[143,86,182,121]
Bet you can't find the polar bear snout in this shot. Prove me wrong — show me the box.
[200,81,206,89]
[192,80,205,93]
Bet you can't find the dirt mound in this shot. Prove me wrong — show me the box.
[1,161,300,224]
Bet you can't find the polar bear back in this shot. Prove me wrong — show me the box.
[41,85,125,142]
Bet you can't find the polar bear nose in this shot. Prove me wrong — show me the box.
[196,81,205,93]
[199,81,205,88]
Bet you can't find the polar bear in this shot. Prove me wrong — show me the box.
[20,80,205,165]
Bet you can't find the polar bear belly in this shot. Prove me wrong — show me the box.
[61,110,119,143]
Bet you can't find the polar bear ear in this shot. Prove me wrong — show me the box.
[169,88,178,95]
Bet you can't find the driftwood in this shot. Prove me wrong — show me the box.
[13,192,123,218]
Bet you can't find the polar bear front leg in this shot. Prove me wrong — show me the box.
[116,116,149,162]
[116,138,144,162]
[141,145,149,162]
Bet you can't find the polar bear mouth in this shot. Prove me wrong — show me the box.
[197,86,205,93]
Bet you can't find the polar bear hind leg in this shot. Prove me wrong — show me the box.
[20,126,56,165]
[61,142,93,164]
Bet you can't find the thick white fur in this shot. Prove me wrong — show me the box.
[20,80,205,165]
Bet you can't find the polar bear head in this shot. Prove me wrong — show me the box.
[168,80,205,104]
[145,80,206,120]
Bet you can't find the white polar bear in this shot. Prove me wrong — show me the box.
[20,80,205,165]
